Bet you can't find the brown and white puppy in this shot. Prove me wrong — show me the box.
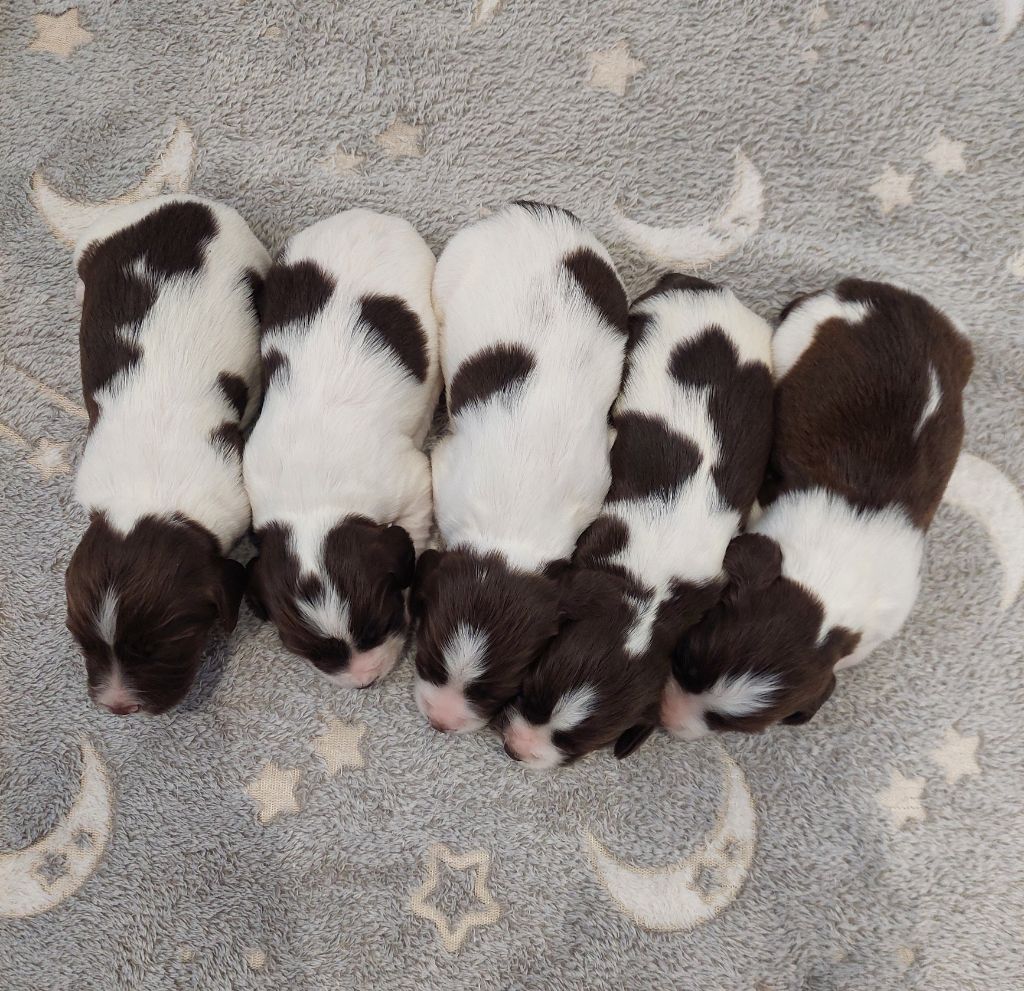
[412,202,628,733]
[243,210,440,689]
[663,279,973,737]
[505,274,774,767]
[65,195,270,715]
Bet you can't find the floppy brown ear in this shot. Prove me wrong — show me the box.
[410,548,443,619]
[380,524,416,589]
[218,558,247,633]
[819,625,861,666]
[614,723,656,759]
[722,533,782,603]
[782,674,837,725]
[244,556,269,622]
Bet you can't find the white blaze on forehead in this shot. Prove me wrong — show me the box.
[504,684,599,770]
[913,363,942,440]
[772,294,871,381]
[442,624,489,686]
[297,582,351,642]
[548,684,598,732]
[662,671,779,740]
[704,671,780,716]
[94,589,119,646]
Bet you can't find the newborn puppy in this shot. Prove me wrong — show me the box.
[413,201,628,733]
[664,279,973,737]
[65,195,270,715]
[505,274,774,767]
[243,210,440,689]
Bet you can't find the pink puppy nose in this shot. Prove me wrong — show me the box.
[428,716,458,733]
[104,702,141,716]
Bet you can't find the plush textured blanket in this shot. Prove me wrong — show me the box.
[1,2,1021,988]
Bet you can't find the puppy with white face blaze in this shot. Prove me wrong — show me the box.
[243,210,441,689]
[664,279,974,738]
[506,274,775,767]
[414,201,629,734]
[65,195,271,715]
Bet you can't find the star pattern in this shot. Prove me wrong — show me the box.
[376,118,425,158]
[28,9,93,58]
[924,132,966,176]
[1007,249,1024,279]
[312,718,366,775]
[809,3,830,30]
[587,40,645,97]
[245,763,301,824]
[28,438,71,480]
[876,769,926,828]
[930,727,980,785]
[409,843,501,952]
[868,165,914,215]
[244,947,267,969]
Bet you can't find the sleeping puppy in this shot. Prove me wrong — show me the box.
[243,210,440,689]
[65,195,270,715]
[663,279,973,738]
[413,201,628,733]
[504,274,774,767]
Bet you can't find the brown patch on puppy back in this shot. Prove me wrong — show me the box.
[771,280,972,528]
[216,372,249,420]
[76,200,219,427]
[260,259,336,335]
[669,327,774,518]
[510,200,582,225]
[563,248,628,336]
[575,515,630,566]
[632,272,719,308]
[607,412,703,503]
[262,348,289,388]
[358,294,429,382]
[210,422,244,460]
[448,343,536,417]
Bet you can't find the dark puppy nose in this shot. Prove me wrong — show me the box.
[503,741,522,762]
[103,702,141,716]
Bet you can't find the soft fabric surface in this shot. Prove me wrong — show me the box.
[1,2,1022,988]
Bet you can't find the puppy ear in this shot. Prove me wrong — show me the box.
[819,625,861,666]
[244,556,269,622]
[613,723,656,759]
[217,558,247,633]
[380,524,416,589]
[410,548,443,619]
[722,533,781,602]
[782,674,837,726]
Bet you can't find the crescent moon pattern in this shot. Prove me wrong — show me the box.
[472,0,505,28]
[29,120,197,247]
[0,739,114,918]
[942,451,1024,611]
[614,148,764,267]
[583,753,756,931]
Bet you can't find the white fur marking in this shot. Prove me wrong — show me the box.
[914,363,941,440]
[296,583,351,642]
[94,589,118,646]
[773,294,871,381]
[704,671,780,717]
[549,684,598,733]
[442,624,489,687]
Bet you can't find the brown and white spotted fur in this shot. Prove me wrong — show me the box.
[65,195,270,714]
[505,274,774,767]
[663,279,973,737]
[243,210,440,689]
[412,202,628,734]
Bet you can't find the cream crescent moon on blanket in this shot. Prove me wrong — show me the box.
[997,0,1023,42]
[583,753,756,931]
[614,148,764,267]
[0,739,114,918]
[942,451,1024,611]
[29,120,197,246]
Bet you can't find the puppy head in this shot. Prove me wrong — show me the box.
[411,548,561,734]
[247,517,414,689]
[502,569,666,769]
[65,514,244,715]
[661,533,859,738]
